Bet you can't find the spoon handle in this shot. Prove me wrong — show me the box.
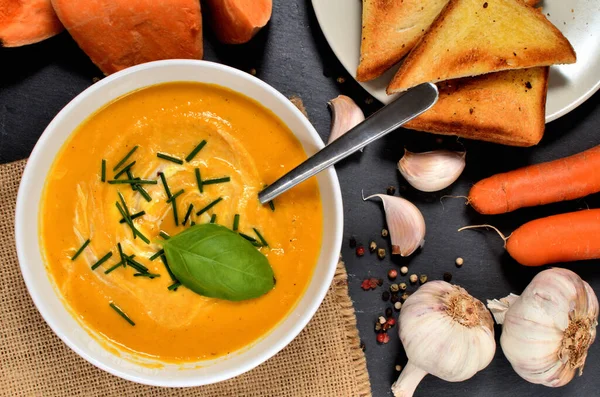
[258,82,439,204]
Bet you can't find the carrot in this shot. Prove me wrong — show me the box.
[0,0,63,47]
[50,0,203,75]
[469,145,600,214]
[460,209,600,267]
[205,0,272,44]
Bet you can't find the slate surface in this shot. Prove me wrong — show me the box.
[1,2,599,396]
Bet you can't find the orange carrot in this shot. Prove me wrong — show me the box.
[469,145,600,214]
[506,210,600,266]
[0,0,63,47]
[51,0,203,75]
[205,0,272,44]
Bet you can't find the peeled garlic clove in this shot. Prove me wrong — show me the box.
[392,281,496,397]
[398,149,466,192]
[364,194,425,256]
[327,95,365,144]
[488,268,599,387]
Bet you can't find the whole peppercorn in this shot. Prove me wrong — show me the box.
[376,278,384,286]
[443,272,453,282]
[387,318,396,327]
[395,364,402,372]
[377,248,386,259]
[409,274,418,284]
[399,282,407,291]
[419,274,428,285]
[390,294,399,304]
[361,279,372,291]
[369,278,379,289]
[400,266,408,275]
[456,257,464,267]
[388,269,398,280]
[386,186,396,196]
[378,316,387,324]
[356,246,365,256]
[374,322,382,332]
[382,322,391,331]
[394,301,402,311]
[385,307,393,318]
[401,292,410,301]
[369,241,377,252]
[376,332,390,344]
[382,291,390,301]
[349,236,357,248]
[381,228,389,237]
[390,283,400,293]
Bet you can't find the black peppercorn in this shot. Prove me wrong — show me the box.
[390,294,399,304]
[386,186,396,196]
[349,236,357,248]
[385,307,393,318]
[443,272,453,282]
[382,291,390,301]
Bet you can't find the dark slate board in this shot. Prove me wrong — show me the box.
[1,2,599,396]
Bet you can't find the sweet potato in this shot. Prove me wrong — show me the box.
[50,0,203,75]
[0,0,63,47]
[205,0,272,44]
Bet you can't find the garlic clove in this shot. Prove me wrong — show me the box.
[398,149,466,192]
[487,293,520,325]
[364,194,425,256]
[327,95,365,145]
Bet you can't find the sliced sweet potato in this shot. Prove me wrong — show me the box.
[50,0,203,75]
[0,0,63,47]
[205,0,272,44]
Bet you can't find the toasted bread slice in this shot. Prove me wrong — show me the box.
[404,67,549,147]
[357,0,448,82]
[357,0,540,82]
[387,0,574,93]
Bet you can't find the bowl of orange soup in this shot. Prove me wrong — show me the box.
[15,60,343,386]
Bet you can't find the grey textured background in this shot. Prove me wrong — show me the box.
[1,2,599,396]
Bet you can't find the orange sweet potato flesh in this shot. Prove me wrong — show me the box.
[0,0,63,47]
[206,0,272,44]
[50,0,203,75]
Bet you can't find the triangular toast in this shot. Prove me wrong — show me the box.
[404,67,549,147]
[356,0,448,82]
[357,0,541,82]
[387,0,574,93]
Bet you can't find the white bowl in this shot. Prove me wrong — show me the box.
[15,60,343,387]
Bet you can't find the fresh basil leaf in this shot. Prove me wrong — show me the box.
[162,224,275,301]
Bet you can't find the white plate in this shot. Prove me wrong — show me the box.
[312,0,600,123]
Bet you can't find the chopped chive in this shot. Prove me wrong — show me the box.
[125,255,149,273]
[210,214,217,223]
[113,146,138,171]
[160,255,178,282]
[113,160,136,179]
[203,177,231,185]
[157,152,184,165]
[159,172,172,198]
[233,214,240,231]
[149,249,165,261]
[101,160,106,182]
[195,168,203,193]
[117,242,126,268]
[71,239,91,260]
[119,210,145,224]
[108,179,157,185]
[196,197,223,216]
[115,201,150,244]
[185,140,207,162]
[104,261,123,274]
[159,230,171,240]
[117,192,134,240]
[133,273,160,278]
[166,189,184,204]
[253,228,269,247]
[182,204,194,226]
[190,221,196,226]
[136,185,152,202]
[269,200,275,212]
[91,252,113,270]
[239,233,258,243]
[109,302,135,326]
[168,281,181,291]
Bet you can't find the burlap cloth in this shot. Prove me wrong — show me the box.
[0,160,371,397]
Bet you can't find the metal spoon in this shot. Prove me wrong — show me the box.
[258,82,439,204]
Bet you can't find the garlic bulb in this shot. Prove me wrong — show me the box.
[488,268,598,387]
[327,95,365,144]
[393,281,495,397]
[363,194,425,256]
[398,149,466,192]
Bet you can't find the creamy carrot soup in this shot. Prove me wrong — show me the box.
[40,82,323,362]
